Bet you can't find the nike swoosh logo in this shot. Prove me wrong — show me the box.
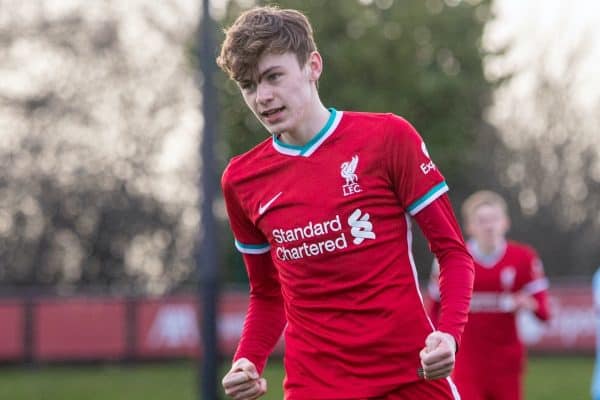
[259,192,283,215]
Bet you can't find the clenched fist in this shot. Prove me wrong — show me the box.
[222,358,267,400]
[419,331,457,380]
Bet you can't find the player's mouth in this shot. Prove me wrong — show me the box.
[261,106,285,123]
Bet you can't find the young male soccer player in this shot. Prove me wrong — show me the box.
[428,190,551,400]
[217,6,474,400]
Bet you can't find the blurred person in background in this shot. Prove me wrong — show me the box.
[216,5,474,400]
[592,267,600,400]
[428,190,551,400]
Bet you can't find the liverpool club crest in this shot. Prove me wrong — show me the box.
[341,155,362,196]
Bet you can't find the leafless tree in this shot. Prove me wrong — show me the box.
[0,0,202,293]
[483,4,600,276]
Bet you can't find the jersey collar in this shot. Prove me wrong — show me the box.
[271,108,342,157]
[467,239,507,268]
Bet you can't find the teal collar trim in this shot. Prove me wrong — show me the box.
[272,108,342,157]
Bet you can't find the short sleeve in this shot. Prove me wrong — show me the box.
[222,165,270,255]
[384,114,448,215]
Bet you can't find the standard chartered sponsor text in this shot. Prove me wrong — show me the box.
[273,215,348,261]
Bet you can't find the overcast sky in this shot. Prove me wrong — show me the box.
[484,0,600,110]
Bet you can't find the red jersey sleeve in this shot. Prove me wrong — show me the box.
[413,194,474,348]
[233,253,286,374]
[384,114,448,214]
[221,165,286,373]
[222,164,270,255]
[520,247,551,321]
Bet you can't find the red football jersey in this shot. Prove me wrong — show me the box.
[451,240,550,383]
[222,109,472,399]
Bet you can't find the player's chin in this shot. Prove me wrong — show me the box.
[265,123,287,137]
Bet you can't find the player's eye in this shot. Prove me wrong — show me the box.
[267,72,282,81]
[239,81,256,91]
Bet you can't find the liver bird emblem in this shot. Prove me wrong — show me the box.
[341,155,359,186]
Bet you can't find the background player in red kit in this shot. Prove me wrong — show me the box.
[428,190,551,400]
[217,6,474,400]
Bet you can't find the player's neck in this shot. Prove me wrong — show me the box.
[475,238,505,256]
[278,102,330,146]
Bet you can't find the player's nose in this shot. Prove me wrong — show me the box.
[255,82,274,104]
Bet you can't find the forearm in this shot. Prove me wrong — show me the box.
[531,290,551,321]
[233,252,286,374]
[435,251,473,346]
[234,292,286,374]
[521,265,551,321]
[414,195,474,348]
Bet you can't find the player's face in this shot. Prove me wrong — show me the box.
[467,204,509,247]
[238,51,321,136]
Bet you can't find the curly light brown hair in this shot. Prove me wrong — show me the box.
[216,6,317,82]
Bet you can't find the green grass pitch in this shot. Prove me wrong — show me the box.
[0,356,593,399]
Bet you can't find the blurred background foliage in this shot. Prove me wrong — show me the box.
[0,0,202,294]
[482,0,600,275]
[0,0,598,294]
[217,0,491,183]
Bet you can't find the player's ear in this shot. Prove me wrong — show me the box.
[306,51,323,82]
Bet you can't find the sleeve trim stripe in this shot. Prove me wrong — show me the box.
[407,181,449,215]
[234,240,270,254]
[522,278,549,295]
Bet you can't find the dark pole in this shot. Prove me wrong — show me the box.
[198,0,220,399]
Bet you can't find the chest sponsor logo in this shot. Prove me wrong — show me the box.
[272,208,376,261]
[340,155,362,196]
[420,142,436,175]
[470,292,517,312]
[258,192,283,215]
[348,209,375,244]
